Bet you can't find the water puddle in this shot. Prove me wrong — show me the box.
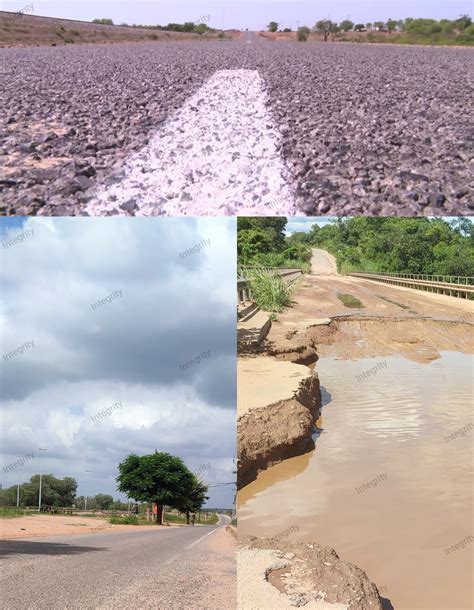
[238,352,473,609]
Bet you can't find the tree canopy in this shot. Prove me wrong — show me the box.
[117,451,207,524]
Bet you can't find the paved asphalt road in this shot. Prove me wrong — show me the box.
[1,34,472,215]
[0,515,235,609]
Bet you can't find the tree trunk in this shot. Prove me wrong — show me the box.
[186,510,190,525]
[154,502,164,524]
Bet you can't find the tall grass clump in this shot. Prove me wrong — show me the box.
[245,267,294,312]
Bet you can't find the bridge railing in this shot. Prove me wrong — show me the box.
[350,272,474,299]
[237,267,302,304]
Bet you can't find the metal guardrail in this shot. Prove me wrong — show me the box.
[237,267,302,303]
[355,272,473,286]
[350,272,474,299]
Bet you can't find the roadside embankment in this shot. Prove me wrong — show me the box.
[238,357,321,489]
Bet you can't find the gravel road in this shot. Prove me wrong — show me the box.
[0,516,236,609]
[1,35,472,215]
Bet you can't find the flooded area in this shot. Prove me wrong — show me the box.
[238,352,473,609]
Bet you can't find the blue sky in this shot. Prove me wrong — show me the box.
[3,0,471,30]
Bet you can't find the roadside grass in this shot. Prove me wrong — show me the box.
[108,515,140,525]
[165,513,188,524]
[337,293,364,309]
[0,507,27,518]
[246,267,294,313]
[205,513,219,525]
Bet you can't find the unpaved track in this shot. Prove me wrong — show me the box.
[1,38,472,215]
[0,515,235,609]
[310,249,337,275]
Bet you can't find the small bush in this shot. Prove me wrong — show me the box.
[246,267,295,312]
[71,29,80,36]
[0,507,26,518]
[148,33,158,40]
[108,515,139,525]
[297,26,310,42]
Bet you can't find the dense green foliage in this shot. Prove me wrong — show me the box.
[238,217,473,278]
[116,451,207,523]
[303,218,474,276]
[92,18,114,25]
[237,217,311,271]
[94,18,214,35]
[0,474,77,508]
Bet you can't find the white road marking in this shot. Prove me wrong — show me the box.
[163,526,220,566]
[86,69,297,216]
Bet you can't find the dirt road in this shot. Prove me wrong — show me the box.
[269,249,473,363]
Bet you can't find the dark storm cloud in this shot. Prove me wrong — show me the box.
[0,218,236,505]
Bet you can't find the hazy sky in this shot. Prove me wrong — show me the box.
[0,217,236,507]
[2,0,470,30]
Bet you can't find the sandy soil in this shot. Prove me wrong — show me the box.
[195,525,237,609]
[238,358,310,416]
[0,514,173,539]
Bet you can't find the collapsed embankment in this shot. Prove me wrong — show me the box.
[238,361,321,489]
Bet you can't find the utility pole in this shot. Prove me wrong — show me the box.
[16,459,21,508]
[84,470,92,510]
[37,448,47,512]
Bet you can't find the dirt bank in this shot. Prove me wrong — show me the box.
[238,365,321,489]
[238,537,384,609]
[0,12,231,47]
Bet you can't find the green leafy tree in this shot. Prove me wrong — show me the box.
[455,14,472,33]
[365,22,372,30]
[314,19,338,41]
[237,217,287,251]
[339,20,354,32]
[355,24,365,32]
[117,452,195,525]
[92,18,114,25]
[373,21,385,31]
[94,494,114,510]
[238,230,274,263]
[176,478,208,524]
[12,475,77,508]
[267,21,279,33]
[194,23,209,35]
[386,19,398,33]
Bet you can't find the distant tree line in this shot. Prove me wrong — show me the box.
[92,18,214,35]
[267,15,473,43]
[299,218,474,276]
[0,474,129,509]
[237,217,474,277]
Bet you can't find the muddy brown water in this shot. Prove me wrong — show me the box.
[238,352,473,610]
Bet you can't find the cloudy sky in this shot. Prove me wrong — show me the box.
[0,217,236,507]
[3,0,469,30]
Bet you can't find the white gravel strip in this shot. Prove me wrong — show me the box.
[237,548,348,609]
[86,69,298,216]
